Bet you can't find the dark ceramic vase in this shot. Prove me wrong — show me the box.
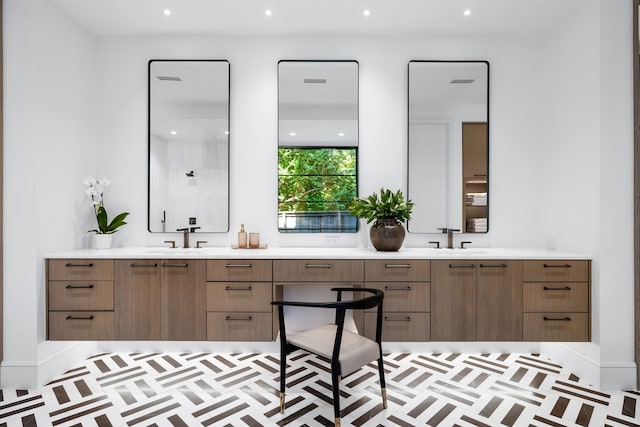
[369,218,405,251]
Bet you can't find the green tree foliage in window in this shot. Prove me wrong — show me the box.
[278,148,357,213]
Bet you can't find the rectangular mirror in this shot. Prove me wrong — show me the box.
[278,60,359,233]
[148,60,230,233]
[408,60,489,233]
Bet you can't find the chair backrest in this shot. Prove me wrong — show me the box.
[332,287,384,311]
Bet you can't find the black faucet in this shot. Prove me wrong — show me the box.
[177,226,200,248]
[438,227,460,249]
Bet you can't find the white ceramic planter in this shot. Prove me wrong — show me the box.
[92,234,113,249]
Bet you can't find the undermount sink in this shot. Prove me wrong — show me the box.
[434,248,492,255]
[138,247,209,254]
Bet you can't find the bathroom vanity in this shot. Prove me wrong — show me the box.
[45,248,591,343]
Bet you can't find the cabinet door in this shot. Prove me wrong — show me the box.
[115,260,161,340]
[476,261,523,341]
[161,260,206,341]
[431,260,476,341]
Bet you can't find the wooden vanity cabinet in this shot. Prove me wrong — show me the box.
[47,255,592,344]
[114,260,161,340]
[522,260,590,341]
[476,261,523,341]
[47,259,114,340]
[363,259,430,342]
[161,260,207,341]
[114,259,206,341]
[431,260,477,341]
[206,260,273,341]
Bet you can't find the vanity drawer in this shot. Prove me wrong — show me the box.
[523,313,589,341]
[48,259,114,281]
[364,312,430,342]
[49,281,114,311]
[207,282,272,312]
[206,312,272,341]
[365,260,430,282]
[522,260,589,282]
[364,282,430,312]
[48,311,114,340]
[523,282,589,312]
[206,260,272,282]
[274,260,364,282]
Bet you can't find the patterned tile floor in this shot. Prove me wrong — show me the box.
[0,352,638,426]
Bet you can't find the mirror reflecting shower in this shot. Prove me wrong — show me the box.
[148,60,230,233]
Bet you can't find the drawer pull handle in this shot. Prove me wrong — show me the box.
[449,264,476,268]
[161,263,189,268]
[225,264,253,268]
[225,316,253,321]
[384,286,411,291]
[304,264,332,269]
[66,315,94,320]
[384,264,411,268]
[384,316,411,322]
[65,263,94,268]
[225,286,252,291]
[65,284,94,289]
[480,264,507,268]
[543,316,572,321]
[131,263,158,268]
[543,286,572,291]
[543,264,572,268]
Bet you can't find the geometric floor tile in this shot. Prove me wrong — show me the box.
[0,352,638,426]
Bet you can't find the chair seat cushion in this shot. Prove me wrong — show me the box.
[288,324,380,377]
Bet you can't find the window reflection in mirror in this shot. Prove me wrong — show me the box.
[148,60,230,233]
[278,60,358,233]
[407,61,489,234]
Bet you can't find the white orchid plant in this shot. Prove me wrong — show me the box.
[84,175,129,234]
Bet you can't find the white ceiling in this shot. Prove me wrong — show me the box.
[52,0,582,37]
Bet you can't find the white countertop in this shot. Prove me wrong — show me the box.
[45,246,591,260]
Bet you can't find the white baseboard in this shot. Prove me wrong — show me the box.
[1,342,97,389]
[4,341,635,391]
[599,362,637,390]
[0,360,39,388]
[540,342,637,390]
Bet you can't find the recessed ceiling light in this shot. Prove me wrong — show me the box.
[338,132,345,137]
[164,9,171,16]
[464,9,471,16]
[363,9,371,17]
[170,130,177,135]
[289,132,296,136]
[265,9,272,17]
[224,130,230,135]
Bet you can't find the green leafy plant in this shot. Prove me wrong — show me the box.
[348,188,414,224]
[84,175,130,234]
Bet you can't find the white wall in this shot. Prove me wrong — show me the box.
[596,0,635,389]
[3,0,635,389]
[94,34,545,251]
[535,1,635,390]
[2,0,98,387]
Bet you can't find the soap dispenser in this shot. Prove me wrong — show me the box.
[238,224,248,248]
